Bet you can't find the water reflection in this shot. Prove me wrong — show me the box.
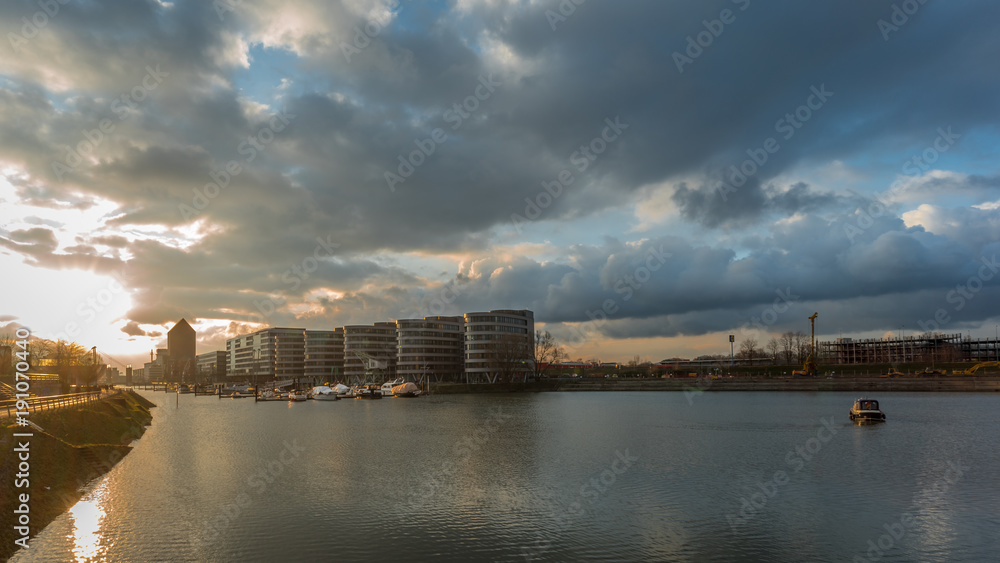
[69,481,108,561]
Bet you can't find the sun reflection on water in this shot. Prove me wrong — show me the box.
[69,482,108,561]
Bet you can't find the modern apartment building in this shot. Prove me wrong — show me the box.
[396,316,465,382]
[226,328,305,380]
[223,308,535,383]
[343,322,398,381]
[305,328,345,382]
[196,350,228,380]
[464,309,535,382]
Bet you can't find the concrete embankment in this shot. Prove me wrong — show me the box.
[0,390,155,561]
[551,376,1000,393]
[431,377,1000,394]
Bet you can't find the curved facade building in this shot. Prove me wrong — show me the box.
[464,310,534,382]
[396,316,465,382]
[343,322,398,381]
[304,328,345,382]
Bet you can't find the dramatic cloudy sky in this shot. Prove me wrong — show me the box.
[2,0,999,367]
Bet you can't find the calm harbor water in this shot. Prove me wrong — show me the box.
[12,390,1000,562]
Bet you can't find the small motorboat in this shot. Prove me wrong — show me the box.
[849,398,886,423]
[355,384,383,399]
[288,389,309,402]
[381,378,405,397]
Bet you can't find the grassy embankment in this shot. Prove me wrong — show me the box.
[0,390,155,561]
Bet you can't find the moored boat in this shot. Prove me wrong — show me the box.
[355,384,383,399]
[310,385,340,401]
[288,389,309,402]
[849,398,886,423]
[381,378,405,397]
[390,381,422,397]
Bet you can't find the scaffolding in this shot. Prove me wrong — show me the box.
[820,333,1000,364]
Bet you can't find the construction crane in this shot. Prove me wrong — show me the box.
[352,351,386,384]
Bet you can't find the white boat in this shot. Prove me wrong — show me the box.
[381,378,405,397]
[390,381,422,397]
[288,390,309,402]
[331,383,353,398]
[310,385,339,401]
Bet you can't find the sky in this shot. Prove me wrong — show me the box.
[1,0,999,369]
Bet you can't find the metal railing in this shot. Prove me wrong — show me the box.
[1,389,121,419]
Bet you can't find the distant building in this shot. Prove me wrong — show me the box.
[226,328,305,381]
[304,329,345,382]
[344,323,398,381]
[396,316,465,383]
[144,348,168,382]
[464,310,534,382]
[167,318,197,382]
[223,308,536,384]
[820,333,1000,364]
[196,350,228,381]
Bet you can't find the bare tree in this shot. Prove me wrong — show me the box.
[793,331,809,363]
[739,337,759,362]
[532,330,563,379]
[493,334,532,383]
[780,331,796,364]
[766,337,781,363]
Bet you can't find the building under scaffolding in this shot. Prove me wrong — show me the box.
[820,333,1000,364]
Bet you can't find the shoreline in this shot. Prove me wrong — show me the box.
[429,376,1000,394]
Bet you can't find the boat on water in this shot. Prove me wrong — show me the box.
[355,384,383,399]
[310,385,340,401]
[390,381,422,397]
[288,390,309,402]
[331,383,354,398]
[849,398,886,423]
[381,378,405,397]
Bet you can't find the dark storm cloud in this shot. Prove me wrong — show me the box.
[2,0,1000,345]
